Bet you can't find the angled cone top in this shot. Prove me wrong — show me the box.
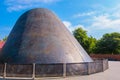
[0,8,93,64]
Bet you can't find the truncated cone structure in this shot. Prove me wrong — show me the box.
[0,8,98,77]
[0,8,93,64]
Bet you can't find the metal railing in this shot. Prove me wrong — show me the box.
[0,59,108,79]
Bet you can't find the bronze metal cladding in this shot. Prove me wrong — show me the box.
[0,8,93,64]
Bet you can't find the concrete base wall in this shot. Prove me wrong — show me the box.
[0,59,108,79]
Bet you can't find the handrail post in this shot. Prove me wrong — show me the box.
[63,63,66,77]
[3,63,7,79]
[32,63,35,79]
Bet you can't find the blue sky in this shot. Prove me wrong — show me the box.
[0,0,120,39]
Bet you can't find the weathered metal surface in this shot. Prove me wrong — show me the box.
[35,64,63,77]
[0,64,4,76]
[88,62,96,74]
[66,63,88,76]
[6,64,33,77]
[0,59,108,77]
[0,8,93,64]
[103,59,109,70]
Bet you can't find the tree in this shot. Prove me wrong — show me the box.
[73,27,96,53]
[95,32,120,54]
[2,36,7,41]
[73,27,88,50]
[86,36,97,53]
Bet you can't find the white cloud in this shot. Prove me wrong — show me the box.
[63,15,120,39]
[63,21,86,33]
[63,21,71,28]
[5,0,60,12]
[72,5,120,39]
[88,15,120,31]
[63,21,73,32]
[86,15,120,38]
[74,24,88,31]
[73,11,96,18]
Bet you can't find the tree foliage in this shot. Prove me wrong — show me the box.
[73,28,96,53]
[95,32,120,54]
[86,36,97,53]
[73,28,88,50]
[2,36,7,41]
[73,27,120,54]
